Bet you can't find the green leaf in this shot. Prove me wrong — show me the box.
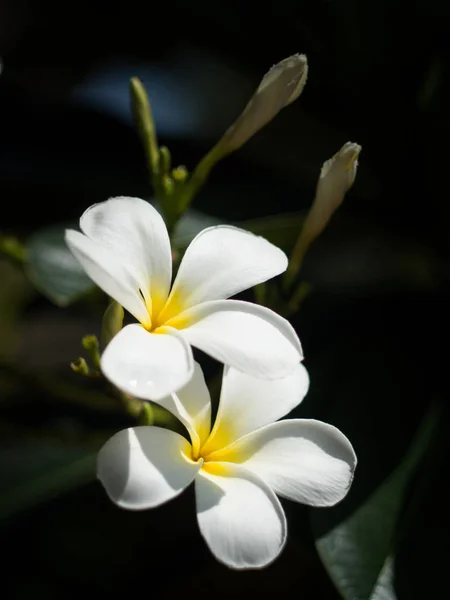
[26,224,94,306]
[0,261,32,359]
[370,557,397,600]
[237,212,304,252]
[173,209,304,253]
[172,208,222,249]
[312,405,438,600]
[0,442,96,520]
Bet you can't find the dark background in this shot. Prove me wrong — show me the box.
[0,1,449,598]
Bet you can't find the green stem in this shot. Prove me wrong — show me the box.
[0,362,118,414]
[166,143,226,233]
[285,281,312,317]
[284,232,308,288]
[81,335,101,370]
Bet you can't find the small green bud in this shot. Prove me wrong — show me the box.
[70,357,90,376]
[130,77,160,175]
[101,300,124,348]
[159,146,172,175]
[172,165,188,183]
[162,175,175,195]
[82,335,101,369]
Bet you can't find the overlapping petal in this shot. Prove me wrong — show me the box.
[80,197,172,317]
[201,363,309,456]
[158,225,287,322]
[154,362,212,452]
[100,324,194,401]
[97,426,201,510]
[172,300,302,379]
[195,462,287,569]
[65,230,150,326]
[212,419,356,507]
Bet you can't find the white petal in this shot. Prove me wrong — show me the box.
[155,361,212,451]
[195,462,286,569]
[214,420,356,507]
[201,363,309,455]
[158,226,287,322]
[100,324,194,401]
[80,197,172,317]
[65,229,150,326]
[175,300,302,378]
[97,426,200,510]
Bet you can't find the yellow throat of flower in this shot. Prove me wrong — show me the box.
[143,288,192,333]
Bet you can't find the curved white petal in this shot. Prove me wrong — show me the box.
[101,324,194,401]
[65,229,150,326]
[97,426,201,510]
[158,226,287,322]
[201,363,309,456]
[155,362,212,452]
[195,462,286,569]
[80,197,172,317]
[213,420,356,507]
[174,300,302,379]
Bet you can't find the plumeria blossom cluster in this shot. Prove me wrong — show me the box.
[66,196,357,569]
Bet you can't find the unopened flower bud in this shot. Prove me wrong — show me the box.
[101,301,124,349]
[217,54,308,155]
[287,142,361,281]
[305,141,361,247]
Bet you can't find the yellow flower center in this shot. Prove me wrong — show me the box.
[188,423,235,466]
[143,288,193,332]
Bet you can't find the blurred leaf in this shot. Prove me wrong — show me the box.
[370,557,397,600]
[237,212,304,251]
[172,208,222,249]
[0,442,95,521]
[0,261,32,360]
[101,300,124,348]
[173,208,304,253]
[26,224,94,306]
[312,404,438,600]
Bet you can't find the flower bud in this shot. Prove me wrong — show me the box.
[305,141,361,247]
[217,54,308,154]
[82,334,101,368]
[287,142,361,281]
[101,301,124,349]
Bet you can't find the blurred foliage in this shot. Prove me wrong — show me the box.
[26,224,94,306]
[312,404,439,600]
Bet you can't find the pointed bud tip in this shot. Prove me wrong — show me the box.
[259,53,308,105]
[321,141,362,189]
[130,76,143,90]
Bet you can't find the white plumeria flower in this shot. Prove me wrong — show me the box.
[66,197,303,400]
[98,362,356,570]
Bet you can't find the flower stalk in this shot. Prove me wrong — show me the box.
[130,54,308,235]
[81,335,101,370]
